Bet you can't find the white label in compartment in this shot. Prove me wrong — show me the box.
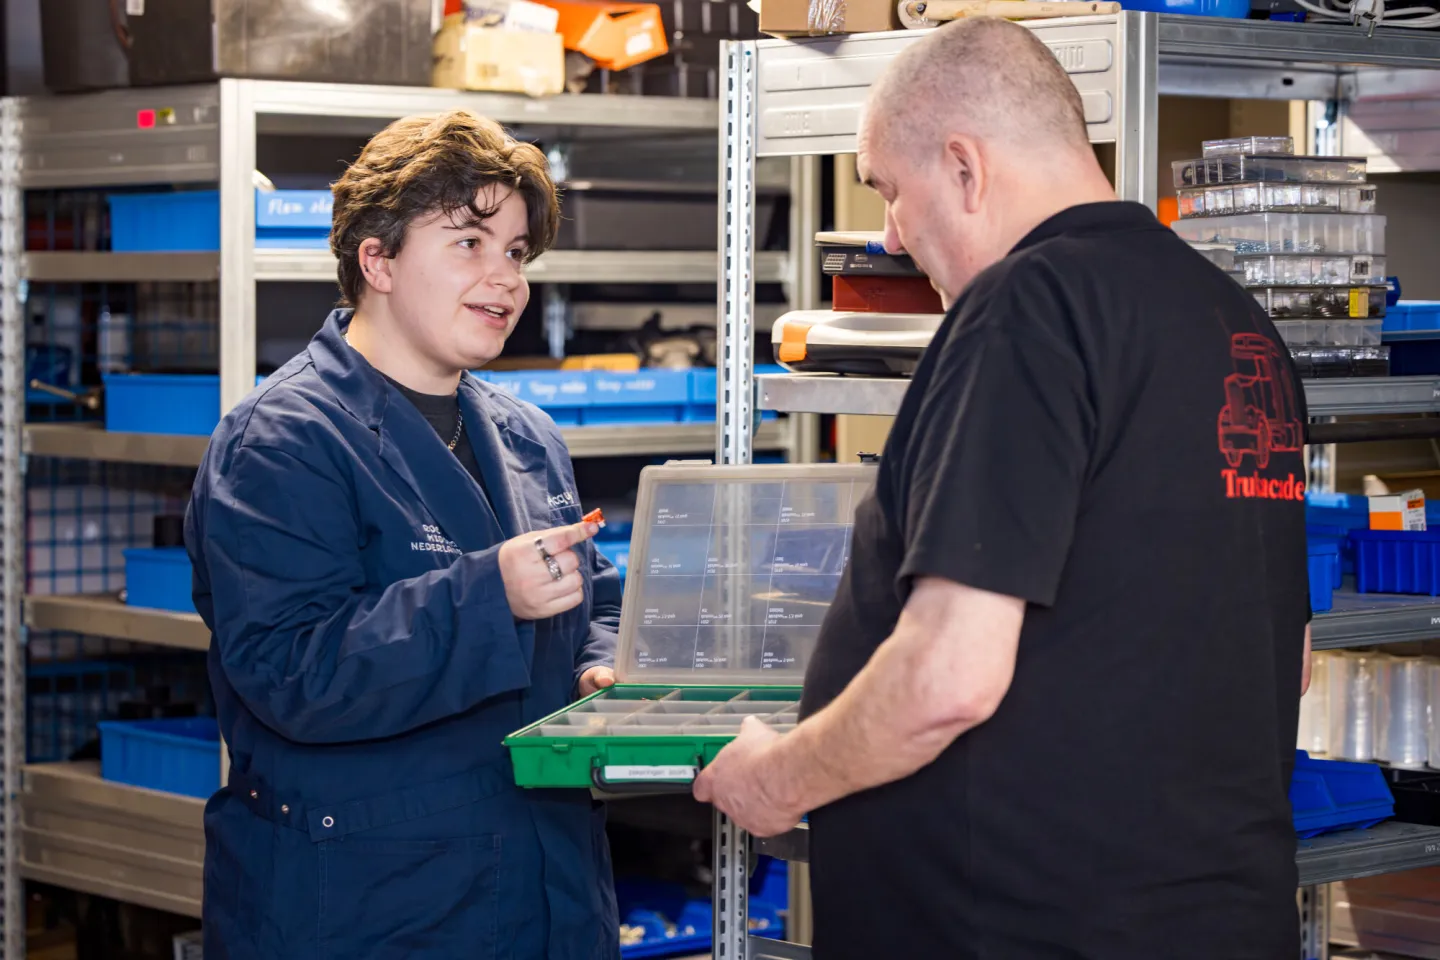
[127,0,145,14]
[604,765,696,782]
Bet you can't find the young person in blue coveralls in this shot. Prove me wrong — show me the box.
[185,109,622,960]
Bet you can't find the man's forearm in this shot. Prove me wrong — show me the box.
[764,584,1019,815]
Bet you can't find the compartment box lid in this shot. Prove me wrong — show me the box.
[613,460,877,686]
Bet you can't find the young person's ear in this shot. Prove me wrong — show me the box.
[357,238,394,295]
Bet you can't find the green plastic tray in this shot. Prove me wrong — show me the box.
[504,684,801,789]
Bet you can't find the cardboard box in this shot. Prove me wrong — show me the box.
[759,0,898,36]
[432,15,565,97]
[538,0,670,70]
[1370,489,1427,531]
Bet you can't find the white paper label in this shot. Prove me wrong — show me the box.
[126,0,145,15]
[603,765,696,782]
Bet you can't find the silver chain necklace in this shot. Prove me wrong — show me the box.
[346,328,463,452]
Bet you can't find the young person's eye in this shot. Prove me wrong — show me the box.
[458,237,479,250]
[507,247,527,261]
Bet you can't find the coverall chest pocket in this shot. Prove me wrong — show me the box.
[317,833,500,959]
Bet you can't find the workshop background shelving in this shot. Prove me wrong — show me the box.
[0,73,824,957]
[710,16,1440,960]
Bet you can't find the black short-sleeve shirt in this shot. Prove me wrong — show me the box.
[800,202,1308,960]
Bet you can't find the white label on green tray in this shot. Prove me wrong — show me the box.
[604,765,697,782]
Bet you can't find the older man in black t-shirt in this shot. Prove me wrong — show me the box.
[694,17,1311,960]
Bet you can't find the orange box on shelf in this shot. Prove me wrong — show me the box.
[535,0,668,70]
[832,275,943,315]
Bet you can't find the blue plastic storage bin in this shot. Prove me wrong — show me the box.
[1290,750,1393,838]
[594,538,629,581]
[586,370,690,425]
[108,191,221,252]
[1308,540,1339,613]
[98,716,220,799]
[255,190,333,249]
[1384,300,1440,335]
[614,865,784,959]
[124,547,196,614]
[1117,0,1247,14]
[1351,528,1440,595]
[104,373,221,436]
[687,365,784,423]
[483,370,588,425]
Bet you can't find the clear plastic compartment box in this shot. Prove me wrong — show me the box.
[1238,254,1386,288]
[1202,136,1295,157]
[504,461,877,790]
[1172,154,1367,189]
[1176,182,1377,219]
[1253,285,1387,320]
[1172,213,1385,256]
[1272,319,1383,348]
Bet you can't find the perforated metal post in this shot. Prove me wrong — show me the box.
[719,40,758,470]
[715,38,758,960]
[0,94,24,957]
[1300,882,1331,960]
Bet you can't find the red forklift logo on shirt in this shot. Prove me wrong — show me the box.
[1217,333,1305,500]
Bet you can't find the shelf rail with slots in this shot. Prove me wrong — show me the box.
[716,16,1440,960]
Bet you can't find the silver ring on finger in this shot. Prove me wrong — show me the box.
[544,554,564,582]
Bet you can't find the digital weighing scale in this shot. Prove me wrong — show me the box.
[504,461,877,790]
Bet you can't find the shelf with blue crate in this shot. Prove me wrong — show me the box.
[21,188,790,287]
[1308,493,1440,650]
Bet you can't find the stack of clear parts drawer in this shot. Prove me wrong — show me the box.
[1172,136,1388,376]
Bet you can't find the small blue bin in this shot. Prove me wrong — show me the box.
[124,547,196,614]
[1117,0,1247,14]
[1308,540,1339,613]
[687,365,784,423]
[1307,530,1343,588]
[108,191,221,252]
[98,716,220,799]
[255,190,333,249]
[1290,750,1393,838]
[104,373,221,436]
[586,370,690,425]
[1351,528,1440,595]
[484,370,589,426]
[594,538,629,581]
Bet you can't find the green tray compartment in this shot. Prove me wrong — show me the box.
[504,684,802,789]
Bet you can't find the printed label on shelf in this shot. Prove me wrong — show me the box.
[126,0,144,14]
[603,765,697,782]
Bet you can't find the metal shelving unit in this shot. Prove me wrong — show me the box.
[715,17,1440,960]
[23,418,796,466]
[18,762,204,919]
[0,74,819,946]
[24,596,208,653]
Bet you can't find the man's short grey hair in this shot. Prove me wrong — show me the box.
[867,17,1090,163]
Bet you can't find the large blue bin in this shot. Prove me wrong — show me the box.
[124,547,196,614]
[99,716,220,799]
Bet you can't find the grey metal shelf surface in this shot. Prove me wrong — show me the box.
[22,420,791,467]
[759,373,1440,419]
[564,419,791,459]
[1304,377,1440,417]
[253,248,790,285]
[19,762,204,919]
[1313,586,1440,650]
[23,252,220,283]
[24,595,208,652]
[22,249,790,286]
[758,820,1440,888]
[16,81,720,190]
[24,423,208,467]
[758,373,908,417]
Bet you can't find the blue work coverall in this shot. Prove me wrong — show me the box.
[184,310,622,959]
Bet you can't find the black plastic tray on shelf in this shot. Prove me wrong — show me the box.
[1289,345,1390,378]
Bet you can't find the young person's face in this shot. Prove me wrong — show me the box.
[371,184,532,373]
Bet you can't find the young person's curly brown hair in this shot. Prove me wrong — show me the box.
[330,109,560,307]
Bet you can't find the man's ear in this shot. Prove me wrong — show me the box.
[357,237,394,295]
[943,134,987,214]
